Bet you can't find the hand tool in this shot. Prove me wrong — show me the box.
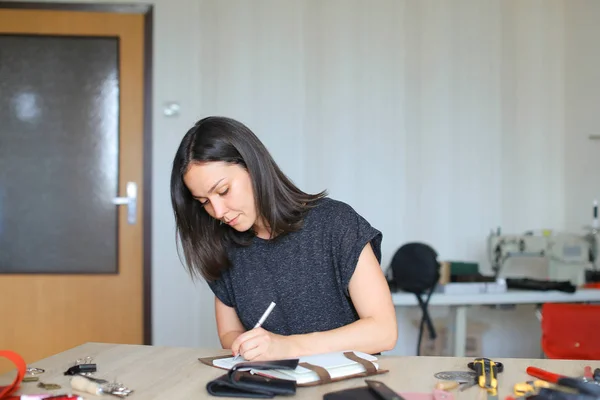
[513,379,552,397]
[434,370,478,391]
[468,358,504,400]
[527,366,600,385]
[37,382,62,390]
[435,379,477,392]
[70,374,134,398]
[526,367,600,397]
[434,371,476,381]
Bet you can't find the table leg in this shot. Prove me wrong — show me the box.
[452,305,467,357]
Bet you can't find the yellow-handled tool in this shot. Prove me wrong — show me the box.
[514,380,551,396]
[468,358,504,390]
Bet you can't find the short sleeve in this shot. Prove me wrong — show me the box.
[206,272,235,308]
[330,202,383,296]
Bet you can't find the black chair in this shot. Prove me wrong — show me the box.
[387,242,440,356]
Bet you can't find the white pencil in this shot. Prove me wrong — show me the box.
[253,301,276,328]
[233,301,276,362]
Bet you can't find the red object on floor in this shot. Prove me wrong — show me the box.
[541,302,600,360]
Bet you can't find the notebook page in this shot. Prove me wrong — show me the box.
[212,357,246,370]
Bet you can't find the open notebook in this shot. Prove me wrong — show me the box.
[212,350,380,385]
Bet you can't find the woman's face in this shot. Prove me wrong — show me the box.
[183,161,261,234]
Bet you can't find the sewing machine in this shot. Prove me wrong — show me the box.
[488,231,597,286]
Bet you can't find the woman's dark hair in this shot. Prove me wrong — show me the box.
[170,116,327,282]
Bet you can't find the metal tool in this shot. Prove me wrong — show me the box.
[468,358,503,400]
[459,380,478,392]
[38,381,62,390]
[434,371,476,381]
[468,358,503,387]
[514,380,552,397]
[526,366,600,396]
[25,367,45,375]
[435,380,477,392]
[434,369,480,392]
[527,366,600,385]
[64,363,96,376]
[70,374,134,398]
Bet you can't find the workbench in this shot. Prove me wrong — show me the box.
[1,342,597,399]
[392,288,600,357]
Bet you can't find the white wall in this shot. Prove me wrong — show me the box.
[564,1,600,232]
[17,0,600,357]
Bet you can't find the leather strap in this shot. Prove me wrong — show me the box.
[343,351,377,374]
[0,350,26,399]
[299,362,332,384]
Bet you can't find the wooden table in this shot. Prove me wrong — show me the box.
[1,343,598,399]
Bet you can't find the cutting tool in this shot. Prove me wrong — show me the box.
[526,367,600,397]
[513,379,551,396]
[435,380,477,392]
[468,358,504,400]
[434,370,478,392]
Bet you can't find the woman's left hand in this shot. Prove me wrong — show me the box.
[231,327,295,361]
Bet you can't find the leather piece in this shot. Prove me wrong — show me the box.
[233,360,299,372]
[206,372,297,398]
[206,374,276,398]
[299,362,332,384]
[205,359,298,398]
[199,352,389,388]
[323,387,454,400]
[344,351,377,374]
[323,387,380,400]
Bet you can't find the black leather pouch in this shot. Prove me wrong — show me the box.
[206,359,299,398]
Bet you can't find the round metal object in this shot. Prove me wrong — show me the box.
[434,371,476,382]
[26,367,45,375]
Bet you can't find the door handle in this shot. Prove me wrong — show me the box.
[112,181,137,224]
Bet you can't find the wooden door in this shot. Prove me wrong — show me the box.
[0,7,149,372]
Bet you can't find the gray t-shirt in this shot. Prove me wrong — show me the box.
[207,197,383,336]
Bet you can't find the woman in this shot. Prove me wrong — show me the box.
[170,116,398,361]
